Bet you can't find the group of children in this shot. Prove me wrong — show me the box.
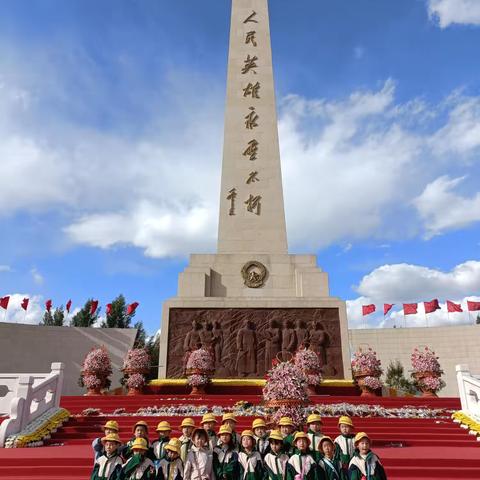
[91,413,387,480]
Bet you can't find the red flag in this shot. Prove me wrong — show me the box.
[467,301,480,312]
[127,302,139,316]
[362,304,376,316]
[384,304,394,315]
[90,300,99,315]
[21,298,29,311]
[66,299,72,313]
[447,300,463,313]
[106,303,112,316]
[0,296,10,310]
[424,299,441,314]
[403,303,418,315]
[45,299,52,312]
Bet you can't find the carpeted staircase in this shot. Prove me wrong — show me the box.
[1,394,479,479]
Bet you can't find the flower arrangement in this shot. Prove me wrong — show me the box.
[80,346,112,395]
[126,372,147,390]
[411,347,442,375]
[122,348,151,395]
[351,348,383,377]
[185,348,214,394]
[411,347,444,396]
[186,348,214,374]
[363,376,383,391]
[293,349,322,386]
[263,359,309,404]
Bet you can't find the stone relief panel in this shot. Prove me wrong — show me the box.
[167,308,344,379]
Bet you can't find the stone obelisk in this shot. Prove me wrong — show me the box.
[218,0,288,254]
[158,0,351,381]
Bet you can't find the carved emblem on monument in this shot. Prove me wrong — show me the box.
[241,261,268,288]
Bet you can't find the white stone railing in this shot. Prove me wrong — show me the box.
[0,362,64,447]
[456,364,480,418]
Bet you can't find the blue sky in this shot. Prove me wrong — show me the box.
[1,0,480,333]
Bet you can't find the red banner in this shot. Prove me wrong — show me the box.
[106,303,112,316]
[384,304,394,315]
[447,300,463,313]
[424,299,440,314]
[21,298,29,311]
[467,301,480,312]
[403,303,418,315]
[127,302,139,316]
[66,299,72,313]
[0,296,10,310]
[45,299,52,312]
[90,300,99,315]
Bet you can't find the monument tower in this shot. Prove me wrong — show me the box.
[158,0,351,379]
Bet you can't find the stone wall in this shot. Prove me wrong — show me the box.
[0,323,137,395]
[349,324,480,397]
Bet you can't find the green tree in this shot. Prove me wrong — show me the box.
[476,314,480,325]
[145,332,160,380]
[40,307,65,326]
[385,360,417,395]
[134,321,147,348]
[102,294,132,328]
[71,299,99,327]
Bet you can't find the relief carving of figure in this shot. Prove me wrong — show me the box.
[183,319,202,373]
[264,318,282,372]
[200,320,214,350]
[212,321,224,367]
[236,320,257,377]
[309,321,329,367]
[295,318,309,349]
[281,319,296,354]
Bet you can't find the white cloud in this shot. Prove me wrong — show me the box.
[0,294,44,324]
[347,261,480,328]
[30,267,45,285]
[0,265,11,272]
[414,175,480,237]
[428,0,480,28]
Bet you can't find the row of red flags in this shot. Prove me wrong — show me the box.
[362,300,480,316]
[0,296,139,316]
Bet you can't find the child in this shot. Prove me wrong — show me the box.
[317,436,343,480]
[213,425,239,480]
[122,437,156,480]
[264,430,289,480]
[221,413,241,450]
[201,413,218,451]
[306,414,323,453]
[334,416,355,475]
[252,418,270,458]
[92,420,120,461]
[184,428,214,480]
[348,432,387,480]
[238,430,264,480]
[286,432,317,480]
[123,421,151,460]
[157,438,184,480]
[277,417,296,455]
[152,421,172,460]
[179,418,196,463]
[91,433,123,480]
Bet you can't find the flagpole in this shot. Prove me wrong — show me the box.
[3,309,7,322]
[403,310,406,328]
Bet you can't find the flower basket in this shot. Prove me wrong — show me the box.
[186,348,214,395]
[411,347,445,396]
[122,348,151,396]
[354,374,382,397]
[80,347,112,395]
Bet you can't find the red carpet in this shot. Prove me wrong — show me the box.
[0,394,479,479]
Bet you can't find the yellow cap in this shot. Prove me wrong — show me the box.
[241,429,256,440]
[268,430,283,442]
[131,437,149,451]
[293,431,310,445]
[222,413,237,423]
[218,425,233,436]
[165,438,181,455]
[103,420,119,432]
[338,416,354,428]
[156,421,172,432]
[354,432,370,445]
[306,414,323,425]
[318,436,334,448]
[278,417,295,427]
[133,421,149,433]
[101,433,122,445]
[252,418,267,430]
[201,413,217,424]
[181,418,196,428]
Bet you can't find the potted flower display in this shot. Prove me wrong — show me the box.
[185,348,214,395]
[351,348,383,397]
[80,346,112,396]
[411,346,445,397]
[122,348,151,395]
[293,348,322,395]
